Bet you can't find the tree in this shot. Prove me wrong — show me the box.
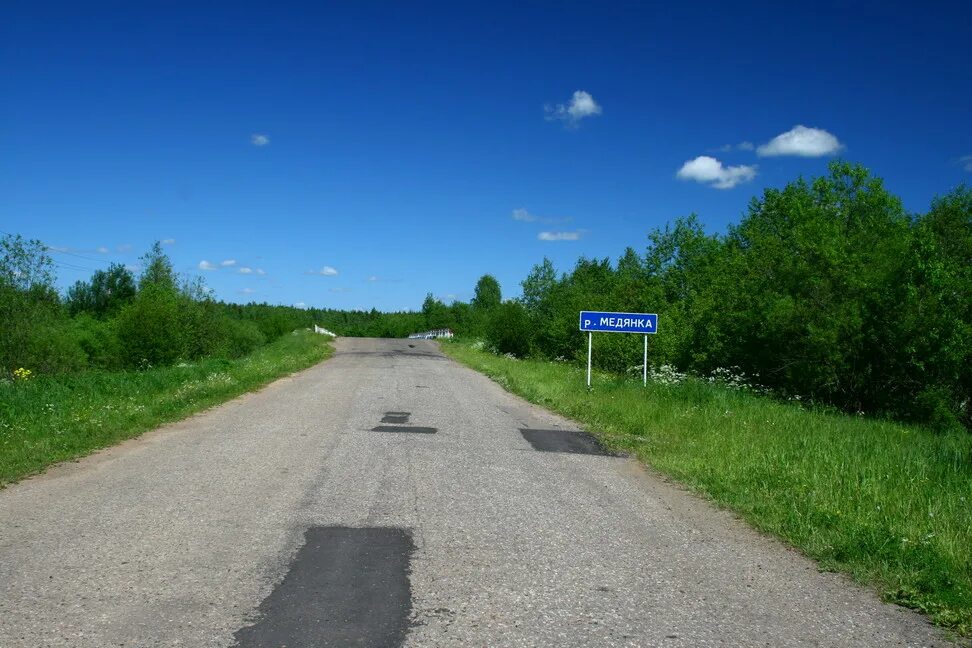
[471,274,502,311]
[66,263,136,317]
[115,284,185,367]
[893,185,972,428]
[422,293,452,329]
[0,234,85,374]
[720,161,912,407]
[643,215,726,369]
[0,234,55,291]
[520,258,556,313]
[138,242,176,291]
[486,301,533,357]
[613,247,647,310]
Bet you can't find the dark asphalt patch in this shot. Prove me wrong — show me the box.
[371,425,437,434]
[233,526,414,648]
[519,428,615,455]
[382,412,411,424]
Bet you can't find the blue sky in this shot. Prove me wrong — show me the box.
[3,1,970,311]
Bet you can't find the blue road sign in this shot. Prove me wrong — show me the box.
[579,311,658,334]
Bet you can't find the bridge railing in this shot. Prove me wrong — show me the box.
[407,328,454,339]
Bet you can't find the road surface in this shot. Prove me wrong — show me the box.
[0,338,952,646]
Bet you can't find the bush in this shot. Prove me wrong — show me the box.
[485,301,533,358]
[180,299,230,360]
[70,314,122,369]
[115,285,186,368]
[221,318,266,358]
[22,321,87,374]
[914,386,964,433]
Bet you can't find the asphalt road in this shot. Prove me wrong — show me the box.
[0,338,952,647]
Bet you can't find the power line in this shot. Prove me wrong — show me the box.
[1,229,115,272]
[52,260,101,273]
[45,247,114,264]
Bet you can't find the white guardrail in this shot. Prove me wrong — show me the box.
[408,328,454,339]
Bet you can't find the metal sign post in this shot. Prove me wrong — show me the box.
[579,311,658,388]
[587,331,593,388]
[643,335,648,387]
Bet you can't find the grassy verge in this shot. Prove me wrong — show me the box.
[0,330,334,486]
[442,340,972,636]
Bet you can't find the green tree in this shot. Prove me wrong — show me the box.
[471,274,502,311]
[643,215,726,368]
[116,243,186,367]
[422,293,452,329]
[0,235,83,374]
[891,186,972,428]
[0,234,55,291]
[138,241,176,291]
[720,161,911,407]
[486,301,533,357]
[115,284,185,367]
[520,258,557,313]
[66,263,136,318]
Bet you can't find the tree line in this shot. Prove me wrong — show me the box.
[0,236,475,375]
[420,163,972,431]
[3,161,969,430]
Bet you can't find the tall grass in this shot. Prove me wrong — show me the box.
[443,340,972,636]
[0,330,333,486]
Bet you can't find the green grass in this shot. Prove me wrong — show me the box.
[442,340,972,637]
[0,330,334,486]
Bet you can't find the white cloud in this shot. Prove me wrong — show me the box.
[307,266,338,276]
[255,268,266,275]
[251,134,270,147]
[239,287,255,294]
[512,207,570,224]
[512,208,539,222]
[960,155,972,172]
[96,246,109,254]
[221,259,237,267]
[161,238,176,245]
[757,125,843,157]
[538,231,582,241]
[544,90,602,128]
[238,267,253,274]
[117,244,133,253]
[198,260,217,270]
[711,141,756,154]
[294,302,307,308]
[677,156,758,189]
[125,264,141,273]
[367,275,380,282]
[329,287,351,293]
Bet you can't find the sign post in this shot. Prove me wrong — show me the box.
[643,334,648,386]
[587,331,593,388]
[579,311,658,388]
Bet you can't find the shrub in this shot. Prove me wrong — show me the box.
[115,285,186,368]
[485,301,533,358]
[221,318,266,358]
[22,320,87,374]
[70,314,122,369]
